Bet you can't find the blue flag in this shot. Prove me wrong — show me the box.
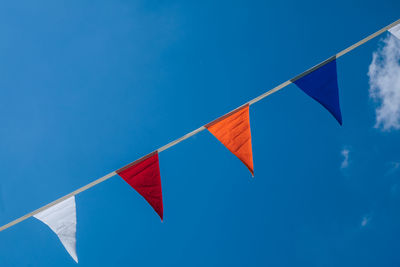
[293,58,342,125]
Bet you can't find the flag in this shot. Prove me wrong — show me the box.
[34,196,78,263]
[117,151,163,220]
[206,104,254,176]
[389,23,400,39]
[293,58,342,125]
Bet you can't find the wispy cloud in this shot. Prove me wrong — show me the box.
[368,34,400,131]
[361,214,371,227]
[341,148,350,169]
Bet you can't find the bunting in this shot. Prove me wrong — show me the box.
[389,24,400,39]
[206,104,254,176]
[293,58,343,125]
[117,152,164,220]
[1,18,400,264]
[34,196,78,263]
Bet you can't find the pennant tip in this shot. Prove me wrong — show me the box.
[72,255,78,263]
[248,168,254,178]
[247,166,254,177]
[335,116,343,126]
[158,211,163,222]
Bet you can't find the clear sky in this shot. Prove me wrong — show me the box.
[1,1,400,266]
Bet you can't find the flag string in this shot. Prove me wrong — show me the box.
[1,18,399,232]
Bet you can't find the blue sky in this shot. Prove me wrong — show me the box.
[1,0,400,266]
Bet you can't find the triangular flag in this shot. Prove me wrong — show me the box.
[34,196,78,263]
[389,23,400,39]
[206,104,254,176]
[117,152,163,220]
[293,58,342,125]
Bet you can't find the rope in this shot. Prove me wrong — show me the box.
[1,18,399,232]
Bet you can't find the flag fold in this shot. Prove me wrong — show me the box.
[117,151,163,220]
[293,58,343,125]
[389,24,400,39]
[34,196,78,263]
[206,104,254,176]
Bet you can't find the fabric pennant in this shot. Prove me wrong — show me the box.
[389,23,400,39]
[293,58,342,125]
[206,104,254,176]
[34,196,78,263]
[117,151,163,220]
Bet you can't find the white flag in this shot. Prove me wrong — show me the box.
[389,24,400,40]
[34,196,78,263]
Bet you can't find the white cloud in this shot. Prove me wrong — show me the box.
[368,34,400,131]
[361,215,371,227]
[341,148,350,169]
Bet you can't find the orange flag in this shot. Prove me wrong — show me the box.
[205,104,254,176]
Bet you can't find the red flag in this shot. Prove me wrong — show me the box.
[117,151,163,220]
[206,104,254,176]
